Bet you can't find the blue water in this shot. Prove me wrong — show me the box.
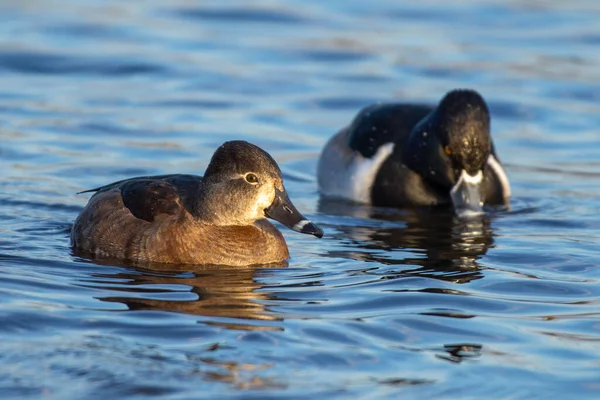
[1,1,600,398]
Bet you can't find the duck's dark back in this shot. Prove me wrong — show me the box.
[347,103,433,158]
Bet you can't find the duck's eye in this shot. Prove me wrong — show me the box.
[444,146,452,156]
[245,173,259,184]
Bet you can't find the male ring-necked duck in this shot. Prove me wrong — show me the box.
[71,140,323,266]
[317,89,510,216]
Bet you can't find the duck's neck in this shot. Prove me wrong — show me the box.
[192,182,228,226]
[193,180,257,227]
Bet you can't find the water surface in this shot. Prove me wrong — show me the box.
[1,0,600,398]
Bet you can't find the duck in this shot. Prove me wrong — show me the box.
[71,140,323,266]
[317,89,510,216]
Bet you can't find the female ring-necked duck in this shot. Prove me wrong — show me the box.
[317,89,510,216]
[71,140,323,266]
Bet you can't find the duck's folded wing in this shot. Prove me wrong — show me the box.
[77,174,182,195]
[78,174,203,222]
[119,179,184,222]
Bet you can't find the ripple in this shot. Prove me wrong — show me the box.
[311,97,382,111]
[0,51,168,76]
[174,6,309,24]
[480,279,596,299]
[148,99,240,110]
[297,50,372,63]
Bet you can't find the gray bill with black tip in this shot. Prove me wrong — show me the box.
[265,188,324,238]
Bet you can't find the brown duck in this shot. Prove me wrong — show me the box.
[71,140,323,266]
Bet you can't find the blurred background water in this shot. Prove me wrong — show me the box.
[1,0,600,398]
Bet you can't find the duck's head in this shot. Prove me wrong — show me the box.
[403,89,491,216]
[201,140,323,237]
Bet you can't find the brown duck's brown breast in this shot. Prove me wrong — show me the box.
[71,189,290,266]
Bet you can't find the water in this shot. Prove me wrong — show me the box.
[1,0,600,398]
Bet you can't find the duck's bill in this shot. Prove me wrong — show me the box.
[450,170,484,218]
[265,188,324,238]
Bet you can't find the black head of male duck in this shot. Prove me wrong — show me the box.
[317,89,510,216]
[71,140,323,266]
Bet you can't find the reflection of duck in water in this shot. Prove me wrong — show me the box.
[319,200,494,283]
[84,260,285,331]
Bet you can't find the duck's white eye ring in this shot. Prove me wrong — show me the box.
[245,173,259,184]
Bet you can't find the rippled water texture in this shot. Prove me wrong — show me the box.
[1,0,600,398]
